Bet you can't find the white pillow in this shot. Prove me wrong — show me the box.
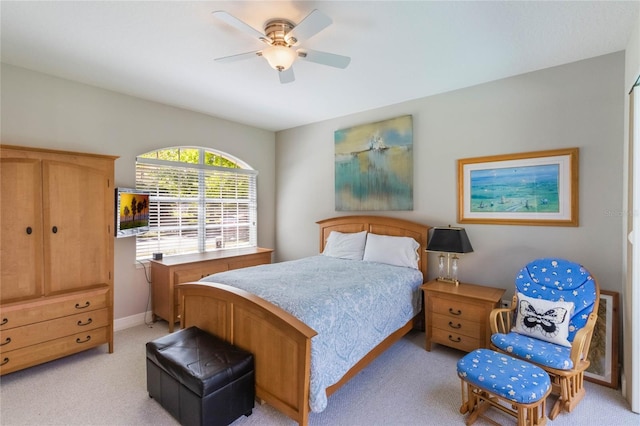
[362,233,420,269]
[322,231,368,260]
[512,292,574,347]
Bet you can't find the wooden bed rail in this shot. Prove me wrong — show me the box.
[179,282,317,426]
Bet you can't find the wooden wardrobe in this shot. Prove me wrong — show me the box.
[0,145,117,375]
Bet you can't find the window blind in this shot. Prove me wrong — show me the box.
[135,156,257,260]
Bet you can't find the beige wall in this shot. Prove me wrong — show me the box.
[276,52,625,298]
[0,63,277,323]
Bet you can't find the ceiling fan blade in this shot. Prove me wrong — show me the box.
[297,49,350,69]
[214,50,262,63]
[212,11,272,45]
[285,9,332,45]
[278,68,295,84]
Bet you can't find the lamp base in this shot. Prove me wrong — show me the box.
[436,276,460,285]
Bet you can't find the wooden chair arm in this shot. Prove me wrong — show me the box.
[490,306,515,334]
[569,311,598,369]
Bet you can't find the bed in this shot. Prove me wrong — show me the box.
[178,215,430,425]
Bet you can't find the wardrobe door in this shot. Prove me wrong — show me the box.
[0,158,44,303]
[42,160,111,295]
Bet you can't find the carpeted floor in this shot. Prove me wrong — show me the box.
[0,321,637,425]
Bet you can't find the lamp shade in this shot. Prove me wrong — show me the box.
[426,226,474,254]
[262,45,296,71]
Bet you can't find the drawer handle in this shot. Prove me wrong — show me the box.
[448,321,461,329]
[448,308,462,316]
[448,335,462,343]
[76,336,91,344]
[77,318,93,326]
[1,357,8,366]
[0,337,11,346]
[0,318,7,326]
[75,301,91,309]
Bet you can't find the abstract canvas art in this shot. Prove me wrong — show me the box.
[334,115,413,211]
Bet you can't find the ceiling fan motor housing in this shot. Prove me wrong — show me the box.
[264,19,296,46]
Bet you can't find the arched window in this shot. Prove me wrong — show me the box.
[135,146,257,260]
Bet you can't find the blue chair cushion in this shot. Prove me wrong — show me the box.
[491,332,573,370]
[457,349,551,404]
[516,258,597,343]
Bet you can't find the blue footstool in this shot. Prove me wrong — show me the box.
[457,349,551,426]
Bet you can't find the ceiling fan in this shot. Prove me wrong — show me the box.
[212,9,351,84]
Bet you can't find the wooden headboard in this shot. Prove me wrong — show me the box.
[316,215,430,279]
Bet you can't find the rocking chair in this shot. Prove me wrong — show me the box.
[489,258,599,420]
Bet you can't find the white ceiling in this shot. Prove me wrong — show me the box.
[1,1,638,132]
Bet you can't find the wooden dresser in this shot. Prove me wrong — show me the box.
[150,247,273,332]
[422,280,505,352]
[0,145,117,375]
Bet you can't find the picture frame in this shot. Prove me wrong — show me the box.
[457,148,578,226]
[585,290,619,389]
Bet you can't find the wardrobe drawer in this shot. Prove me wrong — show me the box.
[0,308,108,354]
[0,327,109,375]
[0,287,109,330]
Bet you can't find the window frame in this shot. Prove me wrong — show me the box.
[135,146,258,261]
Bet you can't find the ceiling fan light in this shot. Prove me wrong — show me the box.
[262,45,296,71]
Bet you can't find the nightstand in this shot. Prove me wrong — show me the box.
[421,280,505,352]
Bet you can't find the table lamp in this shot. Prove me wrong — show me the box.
[426,225,474,285]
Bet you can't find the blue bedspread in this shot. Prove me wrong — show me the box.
[200,255,423,412]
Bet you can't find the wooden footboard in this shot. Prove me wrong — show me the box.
[179,281,317,426]
[179,215,430,425]
[180,281,421,426]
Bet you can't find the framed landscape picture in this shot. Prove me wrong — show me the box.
[585,290,619,388]
[458,148,578,226]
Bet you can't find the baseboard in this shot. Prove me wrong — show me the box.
[114,311,153,332]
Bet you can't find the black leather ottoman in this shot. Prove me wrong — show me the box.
[146,326,254,426]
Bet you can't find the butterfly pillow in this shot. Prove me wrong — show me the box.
[512,292,575,347]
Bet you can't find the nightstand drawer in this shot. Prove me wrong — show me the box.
[431,297,485,321]
[432,312,481,338]
[432,328,480,352]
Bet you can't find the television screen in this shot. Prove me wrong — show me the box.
[115,188,150,238]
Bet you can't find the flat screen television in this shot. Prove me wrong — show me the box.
[115,187,150,238]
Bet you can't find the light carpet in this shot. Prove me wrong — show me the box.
[0,321,637,425]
